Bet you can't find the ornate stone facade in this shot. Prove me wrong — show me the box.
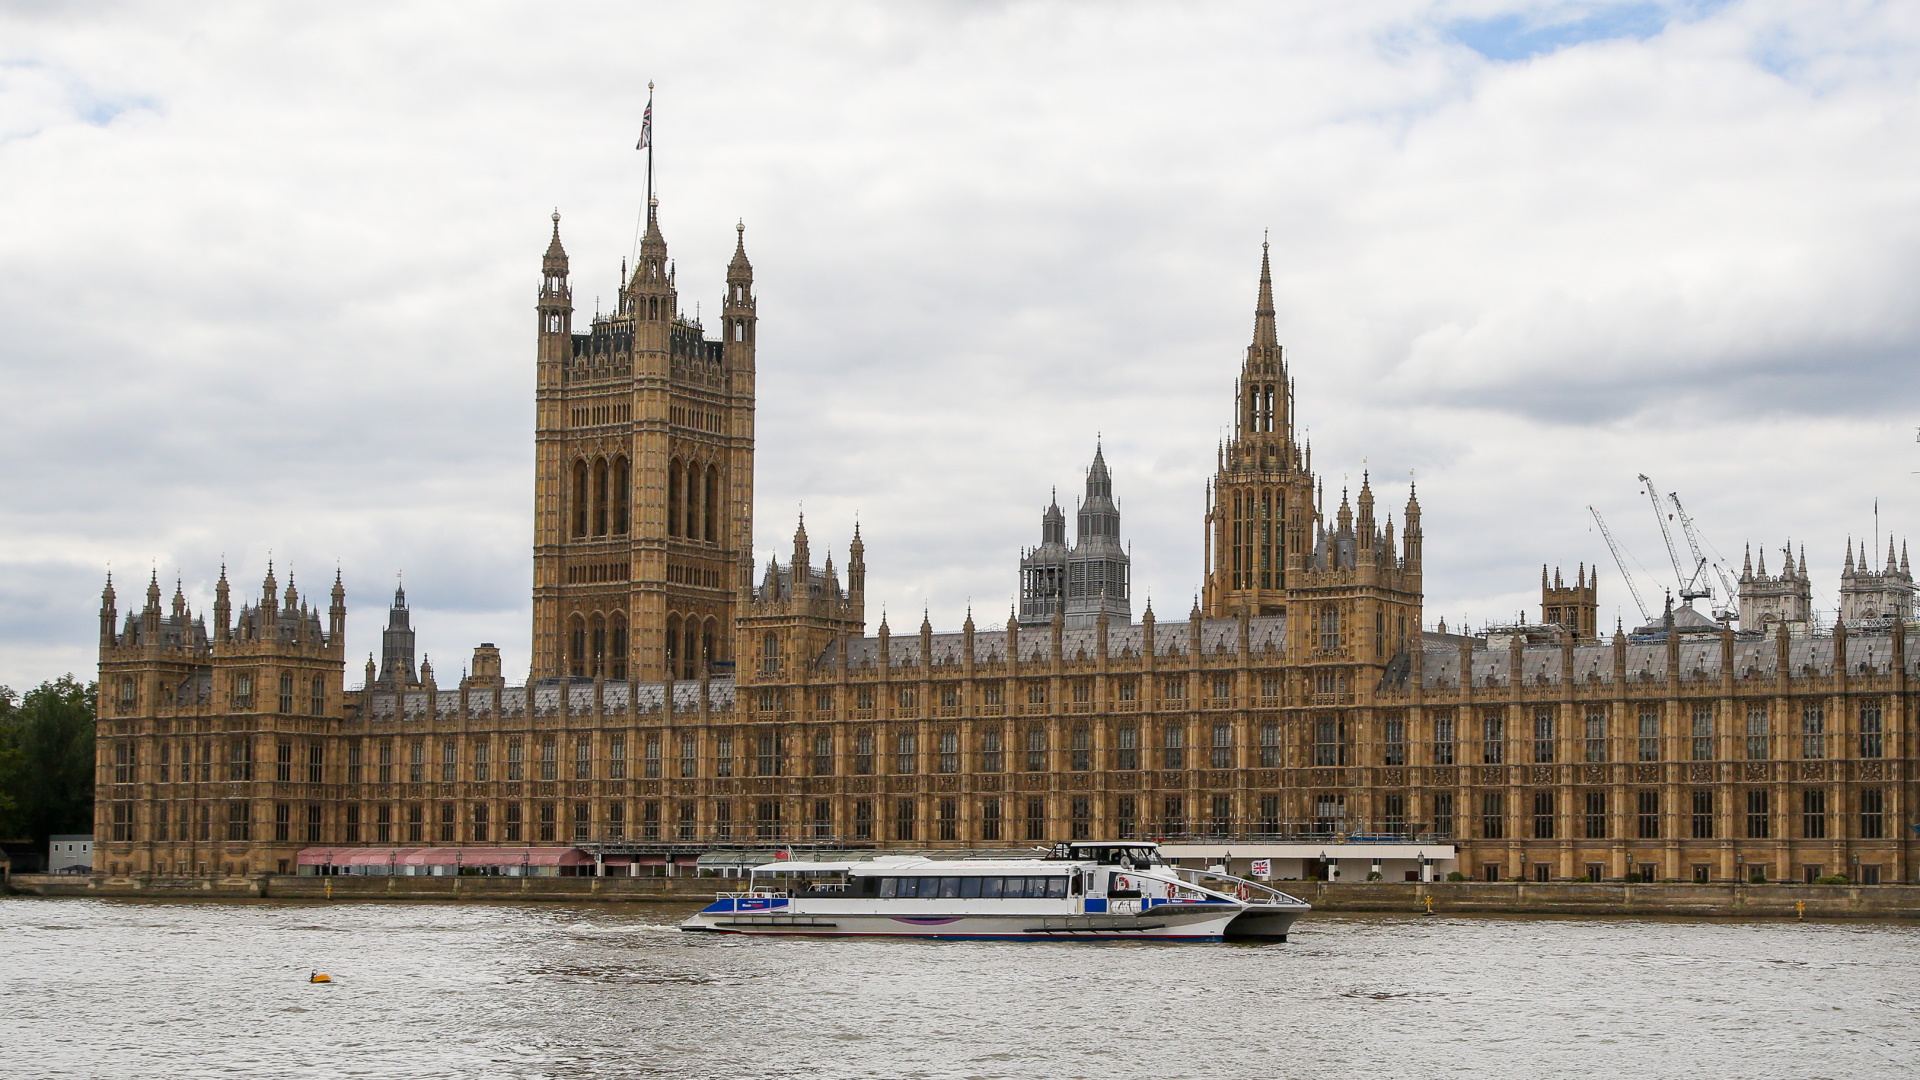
[89,204,1917,887]
[531,204,757,684]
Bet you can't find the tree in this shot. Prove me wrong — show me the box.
[0,676,96,845]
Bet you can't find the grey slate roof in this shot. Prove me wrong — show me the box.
[367,678,734,721]
[825,615,1290,669]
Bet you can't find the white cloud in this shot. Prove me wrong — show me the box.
[1,0,1916,688]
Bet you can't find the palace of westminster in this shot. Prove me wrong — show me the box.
[90,188,1919,887]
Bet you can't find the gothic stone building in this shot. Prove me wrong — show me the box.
[91,208,1917,886]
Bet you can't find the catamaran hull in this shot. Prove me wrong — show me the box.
[1223,903,1309,941]
[681,907,1242,940]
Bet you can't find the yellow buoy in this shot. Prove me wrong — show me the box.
[310,971,332,983]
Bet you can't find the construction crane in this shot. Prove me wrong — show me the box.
[1638,473,1712,604]
[1589,506,1652,625]
[1667,490,1739,619]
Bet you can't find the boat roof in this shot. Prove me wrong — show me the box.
[751,855,1093,874]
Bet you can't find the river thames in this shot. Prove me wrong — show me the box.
[4,897,1917,1079]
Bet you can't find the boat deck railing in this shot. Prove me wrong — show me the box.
[1166,865,1308,907]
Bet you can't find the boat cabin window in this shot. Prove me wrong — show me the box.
[1073,845,1163,868]
[872,875,1069,899]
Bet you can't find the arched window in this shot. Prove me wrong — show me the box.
[665,614,682,674]
[1247,388,1259,433]
[592,458,609,536]
[685,458,703,542]
[648,296,659,320]
[704,465,721,543]
[569,617,587,678]
[609,614,628,681]
[571,460,589,539]
[590,614,606,677]
[684,623,700,680]
[733,320,744,342]
[702,618,717,674]
[612,457,631,535]
[666,459,682,538]
[762,631,781,676]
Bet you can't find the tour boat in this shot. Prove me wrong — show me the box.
[680,841,1310,941]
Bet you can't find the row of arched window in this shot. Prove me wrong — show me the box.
[666,613,721,680]
[668,457,722,543]
[571,456,631,539]
[568,612,723,681]
[1245,383,1281,433]
[1223,488,1287,591]
[568,612,629,681]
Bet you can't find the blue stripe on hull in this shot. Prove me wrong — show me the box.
[702,929,1226,942]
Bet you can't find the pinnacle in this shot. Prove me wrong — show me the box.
[1251,237,1278,350]
[544,210,568,265]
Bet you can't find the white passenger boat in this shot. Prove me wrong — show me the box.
[680,841,1310,941]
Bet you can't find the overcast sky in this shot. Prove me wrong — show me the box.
[2,0,1917,689]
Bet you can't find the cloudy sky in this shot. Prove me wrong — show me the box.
[2,0,1917,689]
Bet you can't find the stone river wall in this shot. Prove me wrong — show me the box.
[8,873,1920,918]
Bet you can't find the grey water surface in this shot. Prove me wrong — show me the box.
[3,896,1916,1079]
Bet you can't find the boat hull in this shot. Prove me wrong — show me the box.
[681,904,1243,941]
[1223,903,1308,941]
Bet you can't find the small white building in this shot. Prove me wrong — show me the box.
[1160,842,1458,884]
[49,835,93,874]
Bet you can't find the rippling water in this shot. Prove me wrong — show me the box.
[4,896,1918,1079]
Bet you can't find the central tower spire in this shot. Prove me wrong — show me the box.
[1253,233,1277,349]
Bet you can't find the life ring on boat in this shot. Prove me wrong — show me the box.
[1165,881,1177,900]
[1114,875,1130,892]
[1235,883,1251,901]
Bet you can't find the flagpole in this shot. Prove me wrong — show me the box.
[646,81,655,210]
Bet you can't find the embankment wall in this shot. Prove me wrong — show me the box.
[8,874,1920,918]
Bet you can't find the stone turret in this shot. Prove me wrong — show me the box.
[1839,534,1914,627]
[1739,541,1812,635]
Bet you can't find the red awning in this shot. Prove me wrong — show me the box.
[296,847,592,867]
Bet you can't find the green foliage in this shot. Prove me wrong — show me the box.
[1813,874,1850,886]
[1366,871,1383,881]
[0,676,97,845]
[1445,871,1467,882]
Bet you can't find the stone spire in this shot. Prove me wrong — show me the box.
[99,571,117,647]
[214,562,231,642]
[848,522,866,604]
[329,567,346,646]
[378,580,417,686]
[543,210,568,273]
[1252,235,1277,350]
[143,569,162,639]
[792,515,811,593]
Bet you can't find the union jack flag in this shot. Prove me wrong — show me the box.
[636,101,651,150]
